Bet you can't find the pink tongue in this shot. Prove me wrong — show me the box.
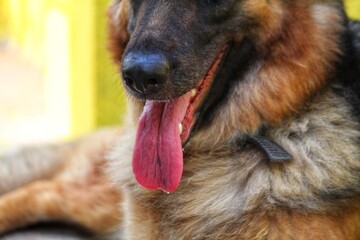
[133,93,192,192]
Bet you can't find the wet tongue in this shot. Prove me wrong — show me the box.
[133,92,192,192]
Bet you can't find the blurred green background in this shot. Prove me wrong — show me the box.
[0,0,359,148]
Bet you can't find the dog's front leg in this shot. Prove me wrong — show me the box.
[0,177,123,235]
[0,128,125,235]
[0,143,74,195]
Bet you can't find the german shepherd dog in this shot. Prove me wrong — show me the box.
[1,0,360,239]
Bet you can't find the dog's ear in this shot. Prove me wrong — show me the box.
[107,0,130,64]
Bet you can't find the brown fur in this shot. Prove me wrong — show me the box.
[0,0,360,239]
[195,1,343,144]
[107,0,360,239]
[0,129,123,235]
[107,0,130,63]
[108,92,360,240]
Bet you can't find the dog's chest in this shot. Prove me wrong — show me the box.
[126,134,360,240]
[125,146,268,239]
[121,91,360,239]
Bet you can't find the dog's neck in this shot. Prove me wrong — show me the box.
[190,2,345,149]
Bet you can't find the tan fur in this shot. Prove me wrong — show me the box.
[107,0,130,63]
[0,144,71,194]
[0,0,359,239]
[107,0,360,239]
[0,129,123,235]
[108,89,360,240]
[195,2,343,146]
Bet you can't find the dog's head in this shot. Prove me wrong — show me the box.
[108,0,344,192]
[109,0,287,98]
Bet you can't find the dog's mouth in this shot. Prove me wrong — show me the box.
[132,45,230,192]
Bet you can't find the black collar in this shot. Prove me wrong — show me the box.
[246,136,292,162]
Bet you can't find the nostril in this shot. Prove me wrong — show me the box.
[123,76,142,93]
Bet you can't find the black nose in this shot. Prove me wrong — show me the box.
[122,52,169,95]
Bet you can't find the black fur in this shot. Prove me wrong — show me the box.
[333,20,360,121]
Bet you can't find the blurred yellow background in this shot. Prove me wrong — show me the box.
[0,0,359,149]
[346,0,360,19]
[0,0,126,148]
